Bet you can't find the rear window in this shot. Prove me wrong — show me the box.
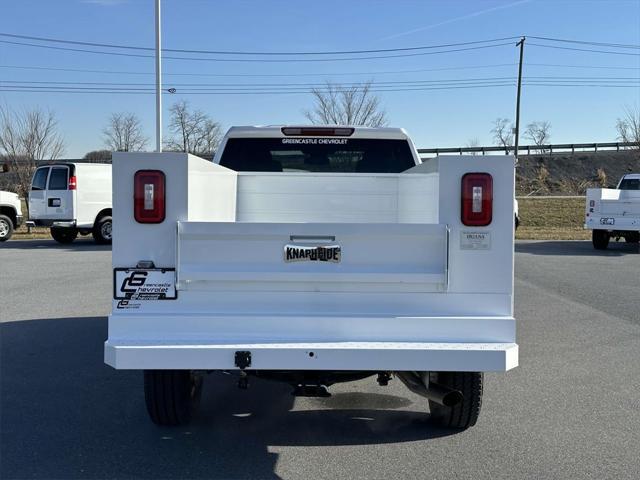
[48,167,69,190]
[31,168,48,190]
[219,138,416,173]
[618,178,640,190]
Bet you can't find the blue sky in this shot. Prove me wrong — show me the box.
[1,0,639,157]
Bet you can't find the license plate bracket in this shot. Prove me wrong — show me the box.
[113,268,177,300]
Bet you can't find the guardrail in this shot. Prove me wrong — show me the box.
[3,141,638,168]
[418,141,639,156]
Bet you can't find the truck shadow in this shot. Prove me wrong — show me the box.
[0,238,111,251]
[515,240,639,256]
[0,316,453,480]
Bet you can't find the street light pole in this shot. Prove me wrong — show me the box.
[513,36,526,159]
[155,0,162,152]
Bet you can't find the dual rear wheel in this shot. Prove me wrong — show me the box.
[592,229,610,250]
[428,371,483,430]
[592,229,639,250]
[144,371,203,426]
[142,369,483,429]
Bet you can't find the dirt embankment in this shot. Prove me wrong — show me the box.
[516,150,639,195]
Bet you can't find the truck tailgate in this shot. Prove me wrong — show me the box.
[177,221,449,292]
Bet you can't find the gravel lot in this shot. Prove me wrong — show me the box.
[1,239,638,480]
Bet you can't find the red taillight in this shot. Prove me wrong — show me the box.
[134,170,165,223]
[461,173,493,226]
[68,175,77,190]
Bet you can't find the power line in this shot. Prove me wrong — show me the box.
[0,82,520,92]
[528,42,640,56]
[1,82,637,96]
[0,63,520,77]
[2,76,638,88]
[0,32,520,55]
[527,62,640,70]
[528,35,640,49]
[0,84,517,95]
[523,83,639,87]
[0,39,515,62]
[0,77,519,87]
[0,40,152,59]
[2,31,638,56]
[2,63,638,79]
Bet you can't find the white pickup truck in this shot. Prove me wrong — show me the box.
[585,173,640,250]
[105,126,518,430]
[0,190,23,241]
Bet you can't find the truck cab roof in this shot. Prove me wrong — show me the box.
[620,173,640,180]
[222,125,412,140]
[213,126,421,172]
[617,173,640,190]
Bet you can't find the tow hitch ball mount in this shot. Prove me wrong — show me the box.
[235,351,251,389]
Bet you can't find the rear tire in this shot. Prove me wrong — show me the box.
[624,232,639,244]
[428,371,483,429]
[50,227,78,244]
[92,215,112,244]
[592,230,609,250]
[144,370,203,426]
[0,214,14,241]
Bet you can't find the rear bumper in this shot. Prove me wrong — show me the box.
[585,217,640,231]
[104,340,518,372]
[29,219,76,228]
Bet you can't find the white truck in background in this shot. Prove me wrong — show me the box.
[105,126,518,430]
[585,173,640,250]
[28,163,112,244]
[0,190,23,241]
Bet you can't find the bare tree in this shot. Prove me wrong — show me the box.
[466,137,481,155]
[103,112,148,152]
[616,105,640,147]
[524,121,552,151]
[304,81,388,127]
[0,106,65,203]
[83,150,112,162]
[491,118,513,153]
[166,101,222,156]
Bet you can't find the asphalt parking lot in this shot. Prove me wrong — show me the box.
[1,239,638,480]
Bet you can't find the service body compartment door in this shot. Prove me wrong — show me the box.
[177,222,449,293]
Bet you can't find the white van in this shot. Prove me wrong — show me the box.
[28,163,112,244]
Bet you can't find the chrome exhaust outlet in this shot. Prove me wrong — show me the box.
[395,372,463,407]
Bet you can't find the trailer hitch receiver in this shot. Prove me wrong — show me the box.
[234,351,252,370]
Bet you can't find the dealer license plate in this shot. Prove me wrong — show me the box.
[113,268,177,300]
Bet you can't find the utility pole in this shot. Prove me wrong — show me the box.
[155,0,162,152]
[513,36,525,159]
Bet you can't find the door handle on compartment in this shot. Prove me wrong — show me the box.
[289,235,336,243]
